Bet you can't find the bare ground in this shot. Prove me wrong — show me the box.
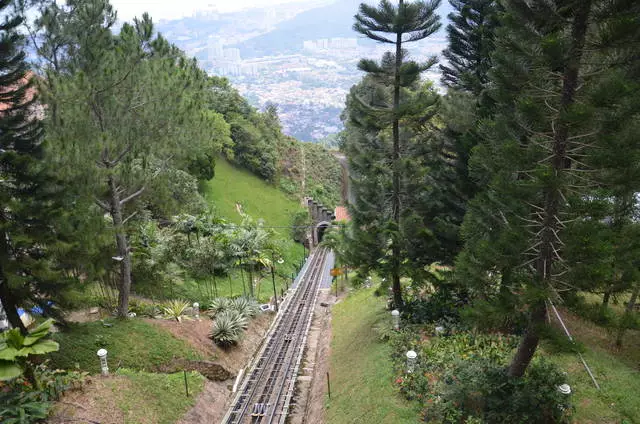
[176,380,232,424]
[149,312,274,372]
[49,376,134,424]
[154,312,274,423]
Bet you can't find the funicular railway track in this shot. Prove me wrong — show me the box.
[222,248,329,424]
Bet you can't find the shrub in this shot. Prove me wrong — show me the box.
[207,297,231,318]
[128,299,160,318]
[426,358,572,424]
[0,391,51,424]
[403,289,468,326]
[209,310,248,348]
[230,296,260,320]
[161,300,191,322]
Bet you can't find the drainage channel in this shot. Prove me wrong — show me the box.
[221,248,329,424]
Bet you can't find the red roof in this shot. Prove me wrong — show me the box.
[0,72,38,113]
[335,206,351,222]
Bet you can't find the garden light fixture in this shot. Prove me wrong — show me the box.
[97,349,109,376]
[406,350,417,374]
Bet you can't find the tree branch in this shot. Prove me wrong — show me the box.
[120,187,145,206]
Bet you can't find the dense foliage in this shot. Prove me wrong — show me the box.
[345,0,640,376]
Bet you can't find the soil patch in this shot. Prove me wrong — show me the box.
[148,312,273,373]
[64,308,110,324]
[50,376,133,424]
[176,381,231,424]
[157,358,233,381]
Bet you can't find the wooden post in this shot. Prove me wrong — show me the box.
[326,372,331,399]
[184,370,190,397]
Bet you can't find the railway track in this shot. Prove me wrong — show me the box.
[222,248,329,424]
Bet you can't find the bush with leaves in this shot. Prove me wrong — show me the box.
[0,391,51,424]
[209,310,248,348]
[207,297,231,318]
[402,288,469,327]
[161,300,191,322]
[230,297,260,319]
[0,319,59,385]
[425,359,572,424]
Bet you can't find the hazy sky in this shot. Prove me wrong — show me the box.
[109,0,318,22]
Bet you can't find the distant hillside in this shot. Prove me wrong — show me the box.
[234,0,454,59]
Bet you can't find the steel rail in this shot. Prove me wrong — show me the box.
[222,248,328,424]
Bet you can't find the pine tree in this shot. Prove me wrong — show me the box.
[352,0,441,308]
[457,0,602,377]
[440,0,499,95]
[0,0,53,334]
[36,2,225,317]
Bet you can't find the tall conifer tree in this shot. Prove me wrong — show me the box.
[352,0,441,308]
[441,0,499,95]
[457,0,602,377]
[0,0,58,334]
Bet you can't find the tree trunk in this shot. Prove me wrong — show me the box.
[391,1,404,310]
[602,290,611,307]
[108,176,133,318]
[615,282,639,348]
[508,301,546,377]
[508,0,592,377]
[248,266,254,298]
[0,278,28,335]
[240,266,247,296]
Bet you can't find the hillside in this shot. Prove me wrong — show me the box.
[203,158,305,229]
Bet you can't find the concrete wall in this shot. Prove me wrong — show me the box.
[305,197,336,246]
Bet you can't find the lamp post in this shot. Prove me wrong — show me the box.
[271,253,284,312]
[193,302,200,320]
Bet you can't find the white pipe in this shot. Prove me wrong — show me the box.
[232,368,244,393]
[548,299,600,390]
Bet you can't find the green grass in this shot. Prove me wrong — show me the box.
[99,369,204,424]
[199,158,308,301]
[327,288,421,424]
[543,306,640,424]
[49,319,202,373]
[548,347,640,424]
[204,159,305,228]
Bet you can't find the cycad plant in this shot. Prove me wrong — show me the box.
[207,297,231,318]
[230,297,260,320]
[209,310,248,348]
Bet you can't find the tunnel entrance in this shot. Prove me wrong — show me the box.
[316,221,331,245]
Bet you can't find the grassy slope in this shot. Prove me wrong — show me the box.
[204,158,304,228]
[53,369,204,424]
[110,369,204,424]
[49,319,202,373]
[544,303,640,424]
[327,288,421,424]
